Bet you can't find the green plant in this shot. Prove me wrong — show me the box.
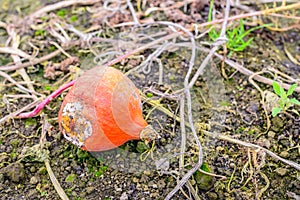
[271,81,300,117]
[57,9,66,17]
[89,165,108,177]
[208,0,270,55]
[34,29,46,37]
[65,174,76,182]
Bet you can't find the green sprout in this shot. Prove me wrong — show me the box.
[65,174,76,183]
[271,81,300,117]
[57,9,66,17]
[208,0,270,55]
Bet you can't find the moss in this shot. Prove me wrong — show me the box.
[38,166,47,175]
[136,141,149,153]
[65,174,77,183]
[194,163,216,191]
[10,139,19,148]
[24,118,37,128]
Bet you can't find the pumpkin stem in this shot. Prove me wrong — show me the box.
[140,125,160,145]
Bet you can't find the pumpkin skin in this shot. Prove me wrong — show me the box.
[58,66,151,151]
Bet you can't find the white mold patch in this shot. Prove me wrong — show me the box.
[60,102,92,148]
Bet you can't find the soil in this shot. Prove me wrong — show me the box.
[0,1,299,200]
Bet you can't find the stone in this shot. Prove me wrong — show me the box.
[120,192,128,200]
[279,151,289,158]
[271,117,284,132]
[157,180,166,189]
[86,186,95,194]
[207,192,218,200]
[275,168,288,176]
[5,163,25,183]
[267,131,276,138]
[132,177,139,183]
[30,176,38,185]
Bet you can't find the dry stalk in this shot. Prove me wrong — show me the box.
[39,116,69,200]
[0,47,32,59]
[202,130,300,171]
[0,50,62,71]
[195,45,300,93]
[126,0,140,25]
[44,160,69,200]
[0,70,40,96]
[6,25,37,95]
[28,0,100,20]
[196,2,300,29]
[0,99,40,124]
[165,0,231,198]
[146,96,300,172]
[249,70,271,131]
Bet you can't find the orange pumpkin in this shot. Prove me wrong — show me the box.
[58,66,157,151]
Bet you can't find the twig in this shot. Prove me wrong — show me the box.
[179,97,187,189]
[28,0,100,19]
[196,2,300,29]
[0,47,32,59]
[126,0,140,25]
[0,70,40,96]
[158,20,201,199]
[249,70,271,131]
[202,130,300,171]
[7,25,37,94]
[105,32,181,67]
[195,45,300,93]
[0,99,40,124]
[49,41,72,58]
[0,49,62,71]
[17,80,76,118]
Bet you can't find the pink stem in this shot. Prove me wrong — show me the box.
[18,80,76,118]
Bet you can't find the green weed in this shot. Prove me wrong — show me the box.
[271,81,300,117]
[65,174,77,183]
[208,0,270,55]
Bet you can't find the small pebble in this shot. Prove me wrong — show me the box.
[120,192,128,200]
[30,176,38,185]
[275,168,288,176]
[132,177,139,183]
[268,131,276,138]
[86,186,95,194]
[279,151,289,158]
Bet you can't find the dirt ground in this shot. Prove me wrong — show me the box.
[0,0,300,200]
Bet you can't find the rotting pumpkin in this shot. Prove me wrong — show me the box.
[58,66,158,151]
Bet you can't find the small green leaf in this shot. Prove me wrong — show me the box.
[146,92,153,98]
[44,85,53,91]
[200,163,212,172]
[287,84,298,96]
[94,171,102,177]
[208,0,214,22]
[289,98,300,105]
[272,107,282,117]
[57,9,66,17]
[272,81,281,96]
[280,86,286,97]
[70,15,78,22]
[65,174,76,182]
[278,99,285,109]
